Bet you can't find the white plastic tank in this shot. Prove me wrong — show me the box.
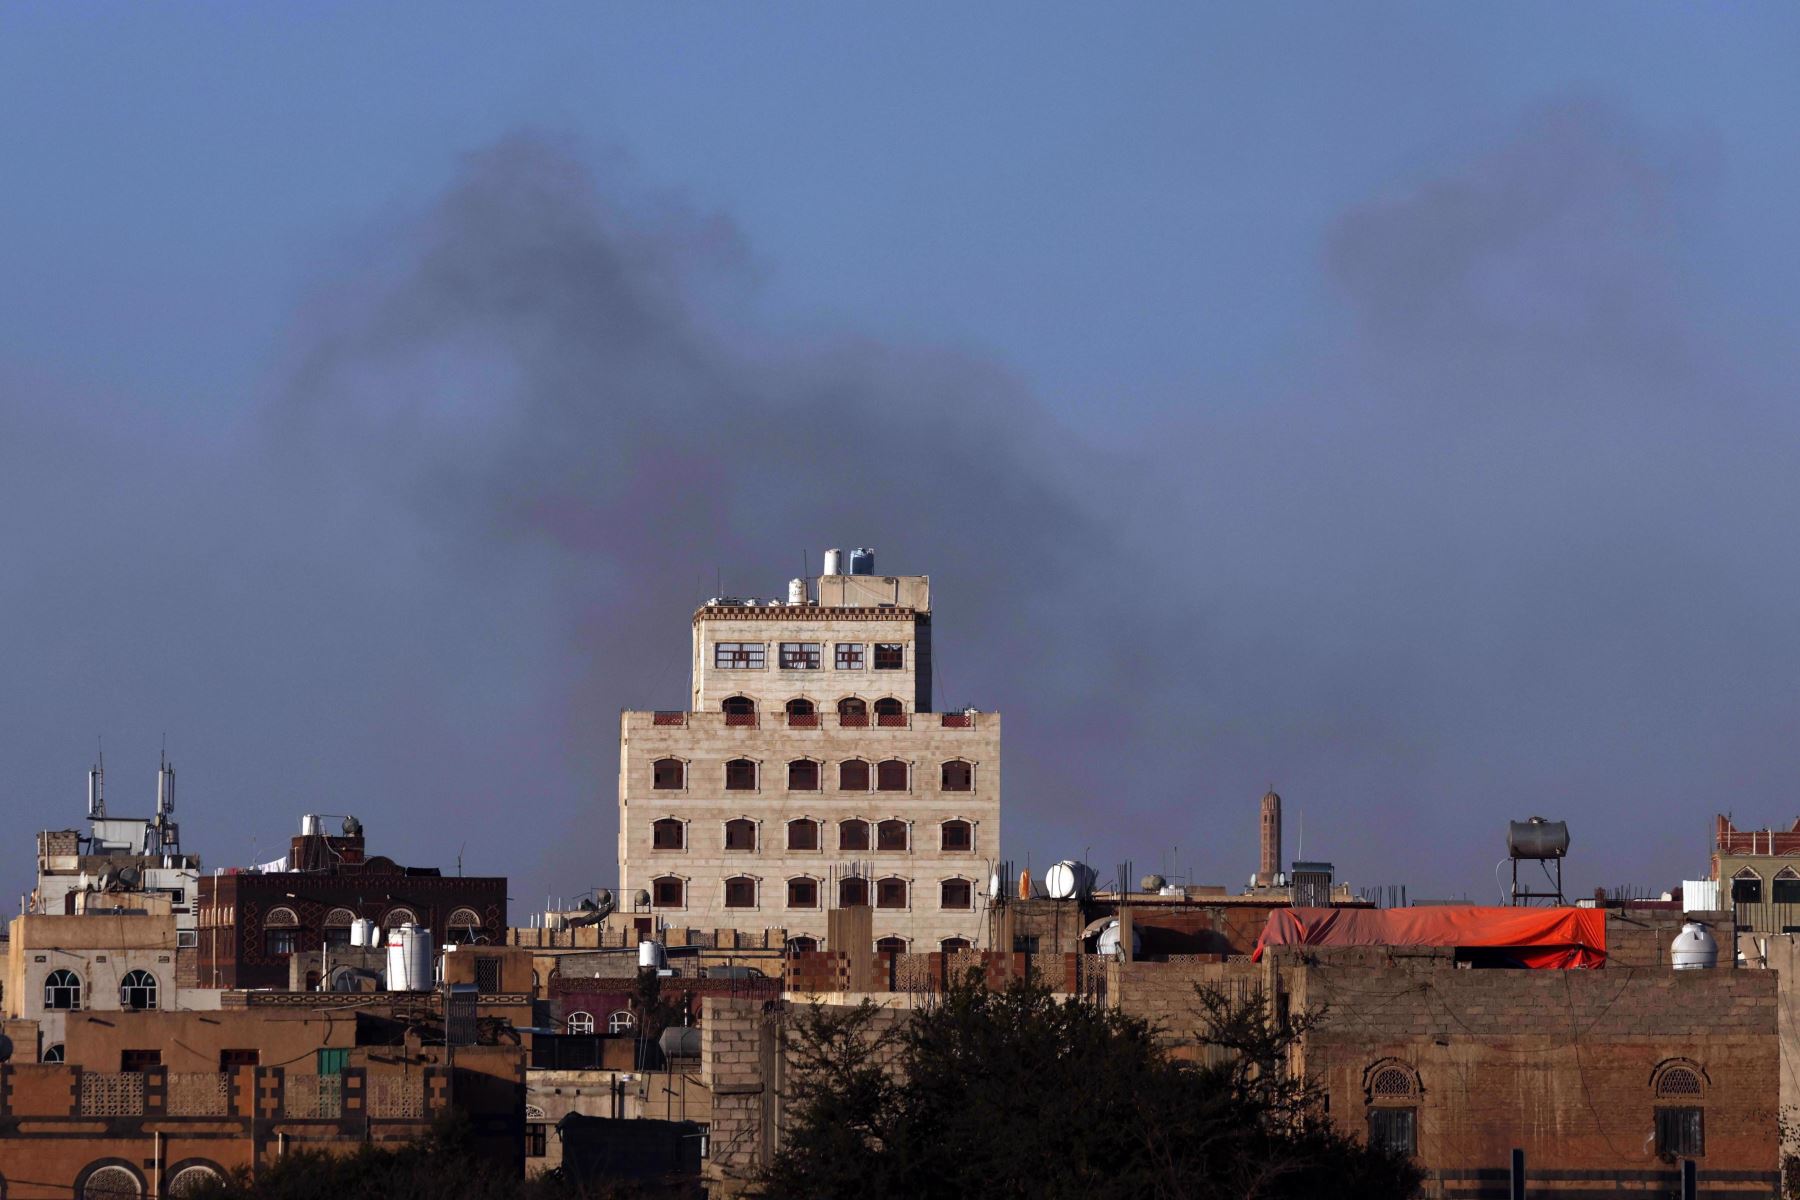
[385,923,434,991]
[638,939,669,970]
[1095,919,1142,958]
[823,548,844,576]
[1043,860,1097,901]
[348,918,378,948]
[788,577,807,604]
[300,813,323,837]
[1672,921,1719,970]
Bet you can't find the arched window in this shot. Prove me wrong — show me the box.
[43,1042,65,1062]
[876,759,908,791]
[941,819,973,852]
[875,936,908,955]
[941,879,973,910]
[119,970,158,1011]
[446,908,483,944]
[838,759,871,790]
[877,820,908,851]
[837,696,868,727]
[839,876,869,907]
[1654,1061,1705,1099]
[940,760,973,791]
[1776,866,1800,904]
[608,1010,637,1034]
[384,907,419,929]
[567,1011,595,1034]
[44,969,82,1010]
[725,819,758,851]
[839,819,871,851]
[874,697,905,726]
[265,905,301,957]
[80,1164,144,1199]
[1364,1060,1420,1157]
[722,695,758,726]
[1731,866,1763,905]
[785,698,818,727]
[526,1104,546,1119]
[323,907,356,948]
[166,1163,226,1197]
[653,758,686,789]
[876,877,908,909]
[724,876,758,909]
[788,759,821,790]
[653,818,686,850]
[788,877,819,908]
[787,818,820,851]
[652,876,685,908]
[940,937,972,953]
[787,935,819,953]
[725,759,758,790]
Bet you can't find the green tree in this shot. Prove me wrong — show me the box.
[762,974,1422,1200]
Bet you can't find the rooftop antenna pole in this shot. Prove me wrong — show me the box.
[88,738,106,820]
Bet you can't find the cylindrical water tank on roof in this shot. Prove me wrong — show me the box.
[385,924,434,992]
[1043,860,1097,900]
[1507,818,1570,859]
[849,547,875,575]
[300,814,323,837]
[788,577,807,604]
[660,1026,702,1058]
[823,548,843,576]
[1140,874,1167,893]
[348,918,378,948]
[1095,920,1142,958]
[638,940,669,970]
[1672,921,1719,970]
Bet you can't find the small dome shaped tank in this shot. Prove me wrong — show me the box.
[1672,921,1719,970]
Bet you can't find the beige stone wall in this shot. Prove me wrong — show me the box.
[619,709,998,951]
[689,602,928,712]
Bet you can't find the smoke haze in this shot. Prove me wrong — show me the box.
[3,97,1796,910]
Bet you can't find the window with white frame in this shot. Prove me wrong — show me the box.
[567,1011,595,1034]
[780,642,821,670]
[714,642,765,669]
[835,644,865,670]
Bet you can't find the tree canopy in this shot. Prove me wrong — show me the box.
[763,974,1422,1200]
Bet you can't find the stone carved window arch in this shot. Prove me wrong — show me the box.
[79,1162,144,1199]
[1363,1059,1421,1104]
[384,907,419,929]
[264,906,299,929]
[526,1103,546,1120]
[323,907,356,929]
[1652,1059,1707,1099]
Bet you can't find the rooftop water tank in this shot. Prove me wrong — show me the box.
[638,940,669,971]
[1672,921,1719,970]
[348,918,378,948]
[823,548,844,576]
[849,547,875,575]
[1095,919,1142,958]
[659,1026,702,1058]
[300,814,324,837]
[1043,860,1097,901]
[1507,818,1570,859]
[1140,874,1167,892]
[385,924,434,992]
[788,577,807,604]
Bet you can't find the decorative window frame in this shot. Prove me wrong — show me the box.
[939,875,976,911]
[1650,1057,1709,1099]
[651,755,690,792]
[651,816,690,852]
[786,875,823,909]
[650,874,690,911]
[723,816,762,853]
[939,758,976,792]
[940,818,976,853]
[1361,1058,1423,1105]
[786,757,824,792]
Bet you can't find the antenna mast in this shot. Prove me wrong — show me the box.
[88,740,105,820]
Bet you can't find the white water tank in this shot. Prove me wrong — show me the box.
[300,814,324,837]
[386,924,434,991]
[1095,920,1142,958]
[823,548,844,576]
[638,940,669,970]
[1672,921,1719,970]
[788,577,808,604]
[1043,860,1096,901]
[849,547,875,575]
[348,918,378,948]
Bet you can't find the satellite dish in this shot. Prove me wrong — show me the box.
[0,1033,13,1062]
[96,867,116,893]
[116,866,141,890]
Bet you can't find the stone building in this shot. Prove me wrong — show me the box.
[618,553,1000,954]
[1713,812,1800,934]
[195,817,506,989]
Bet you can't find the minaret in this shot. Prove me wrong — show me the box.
[1257,789,1282,887]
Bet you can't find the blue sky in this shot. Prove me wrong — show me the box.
[4,5,1800,910]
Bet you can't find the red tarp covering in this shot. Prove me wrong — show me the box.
[1250,905,1607,969]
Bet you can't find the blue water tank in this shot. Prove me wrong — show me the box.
[849,547,875,575]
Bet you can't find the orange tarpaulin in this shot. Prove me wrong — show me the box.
[1250,905,1607,969]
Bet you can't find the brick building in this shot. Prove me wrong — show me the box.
[196,818,506,989]
[617,552,1000,954]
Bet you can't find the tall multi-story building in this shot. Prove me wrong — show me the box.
[618,550,1000,954]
